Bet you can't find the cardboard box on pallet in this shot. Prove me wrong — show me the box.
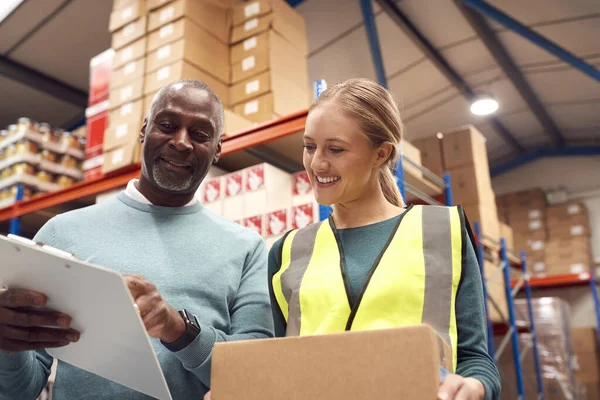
[545,252,592,275]
[102,141,142,175]
[231,0,308,56]
[109,0,147,32]
[547,214,590,240]
[230,69,308,111]
[462,203,500,242]
[148,0,245,10]
[211,325,453,400]
[223,110,254,137]
[547,202,587,220]
[291,201,320,230]
[230,30,308,87]
[113,37,146,70]
[144,60,229,106]
[571,327,600,398]
[243,163,292,217]
[483,261,508,322]
[442,126,489,171]
[110,57,146,90]
[146,18,230,84]
[448,164,496,207]
[292,171,313,206]
[223,170,245,221]
[412,135,444,177]
[147,0,230,45]
[233,90,308,124]
[109,78,145,109]
[112,17,147,50]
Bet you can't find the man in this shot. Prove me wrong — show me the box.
[0,80,274,399]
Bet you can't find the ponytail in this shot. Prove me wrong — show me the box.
[378,166,405,208]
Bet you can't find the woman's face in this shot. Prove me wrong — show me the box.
[303,103,381,206]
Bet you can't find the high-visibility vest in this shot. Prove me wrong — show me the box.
[271,205,465,370]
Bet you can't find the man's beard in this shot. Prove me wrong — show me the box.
[152,163,194,192]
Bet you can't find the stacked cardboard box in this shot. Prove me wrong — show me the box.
[497,189,548,277]
[546,202,593,276]
[483,259,508,323]
[229,0,310,123]
[571,327,600,400]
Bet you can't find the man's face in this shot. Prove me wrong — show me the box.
[140,85,222,194]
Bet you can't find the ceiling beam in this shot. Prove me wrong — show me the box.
[375,0,526,154]
[0,55,88,108]
[456,1,565,147]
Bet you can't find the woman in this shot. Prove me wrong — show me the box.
[268,79,500,400]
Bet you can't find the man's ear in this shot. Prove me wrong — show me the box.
[140,118,147,143]
[375,142,393,168]
[213,138,222,165]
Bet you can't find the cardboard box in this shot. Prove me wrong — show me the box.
[290,202,320,230]
[143,92,156,116]
[211,325,452,400]
[147,0,230,45]
[448,164,495,207]
[547,202,587,219]
[571,327,598,355]
[104,100,144,152]
[462,203,500,241]
[84,100,109,180]
[199,176,224,215]
[230,67,308,107]
[243,163,292,217]
[147,0,173,10]
[545,252,591,275]
[502,189,547,210]
[110,57,146,90]
[546,237,591,259]
[401,140,422,179]
[112,0,140,11]
[243,214,265,236]
[89,49,114,106]
[223,110,253,137]
[233,90,307,124]
[548,216,590,240]
[111,17,147,50]
[547,213,589,231]
[265,208,288,237]
[102,142,142,175]
[144,60,229,105]
[442,126,489,171]
[223,171,245,221]
[230,30,307,85]
[109,78,144,109]
[146,23,229,84]
[412,136,443,177]
[113,37,146,70]
[499,222,513,251]
[230,5,307,56]
[109,0,147,32]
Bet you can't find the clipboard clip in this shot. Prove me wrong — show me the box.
[7,234,75,260]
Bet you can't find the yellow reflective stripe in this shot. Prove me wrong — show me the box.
[272,230,297,322]
[352,205,425,331]
[449,206,463,372]
[299,221,350,335]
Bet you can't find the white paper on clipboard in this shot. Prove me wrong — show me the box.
[0,235,172,400]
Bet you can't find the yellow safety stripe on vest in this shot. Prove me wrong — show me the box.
[272,230,298,322]
[449,206,464,371]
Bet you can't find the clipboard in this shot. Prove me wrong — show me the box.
[0,235,173,400]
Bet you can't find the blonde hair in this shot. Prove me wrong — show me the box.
[310,78,406,207]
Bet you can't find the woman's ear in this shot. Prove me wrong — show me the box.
[375,142,394,168]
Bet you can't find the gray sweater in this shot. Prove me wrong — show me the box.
[0,193,274,399]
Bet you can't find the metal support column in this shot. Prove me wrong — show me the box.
[9,185,24,235]
[394,152,407,205]
[522,251,545,400]
[501,238,525,399]
[475,221,495,358]
[360,0,388,88]
[590,272,600,345]
[443,172,453,206]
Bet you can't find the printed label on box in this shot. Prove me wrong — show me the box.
[121,47,133,62]
[242,56,256,71]
[292,204,315,230]
[568,205,581,215]
[245,2,260,18]
[157,66,170,81]
[293,172,311,195]
[123,22,135,37]
[112,149,124,164]
[124,61,136,75]
[244,18,258,32]
[244,100,259,115]
[116,124,128,138]
[570,264,585,274]
[120,86,133,101]
[120,102,133,117]
[160,23,174,38]
[533,262,546,272]
[157,45,171,60]
[267,209,287,236]
[571,225,584,236]
[160,6,174,22]
[246,80,260,95]
[244,215,263,236]
[529,220,542,230]
[246,165,265,191]
[529,210,541,219]
[530,240,544,251]
[203,179,221,203]
[121,6,133,20]
[225,173,243,197]
[243,37,257,51]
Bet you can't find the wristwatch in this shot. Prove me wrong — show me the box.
[161,309,201,352]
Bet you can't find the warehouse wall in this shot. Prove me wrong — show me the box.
[492,156,600,328]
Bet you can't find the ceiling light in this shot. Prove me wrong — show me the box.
[470,95,499,116]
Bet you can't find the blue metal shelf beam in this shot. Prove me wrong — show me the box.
[374,0,525,154]
[360,0,388,88]
[463,0,600,83]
